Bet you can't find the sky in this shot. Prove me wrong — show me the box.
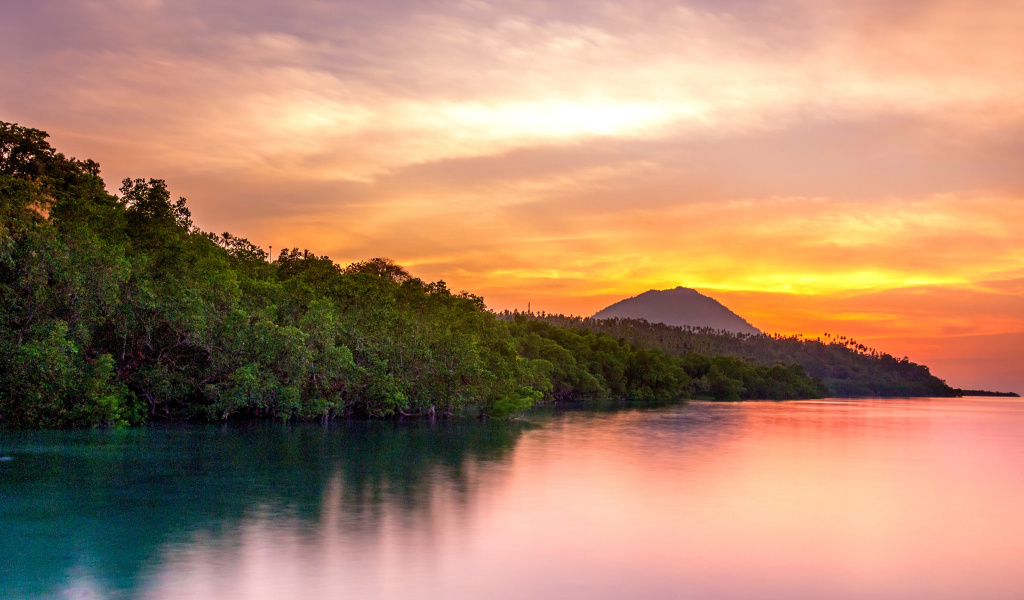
[2,0,1022,392]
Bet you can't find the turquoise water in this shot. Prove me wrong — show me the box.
[3,398,1024,599]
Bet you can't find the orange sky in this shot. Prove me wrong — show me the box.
[2,0,1021,392]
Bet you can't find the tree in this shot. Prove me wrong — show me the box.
[342,257,412,283]
[1,121,98,181]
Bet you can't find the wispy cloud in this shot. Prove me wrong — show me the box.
[2,0,1022,390]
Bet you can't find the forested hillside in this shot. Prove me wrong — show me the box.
[526,314,959,397]
[1,122,830,428]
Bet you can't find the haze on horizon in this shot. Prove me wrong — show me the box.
[1,0,1021,392]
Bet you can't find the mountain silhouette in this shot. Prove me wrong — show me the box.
[593,287,761,335]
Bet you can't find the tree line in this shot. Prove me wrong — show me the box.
[523,313,961,398]
[1,121,833,428]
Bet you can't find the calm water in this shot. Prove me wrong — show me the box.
[3,398,1024,599]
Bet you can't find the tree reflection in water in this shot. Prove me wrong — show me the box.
[0,420,529,599]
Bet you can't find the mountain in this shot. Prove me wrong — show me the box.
[593,287,761,335]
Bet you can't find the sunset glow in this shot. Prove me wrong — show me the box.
[2,0,1021,391]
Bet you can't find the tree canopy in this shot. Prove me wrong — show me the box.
[1,121,838,429]
[522,313,959,398]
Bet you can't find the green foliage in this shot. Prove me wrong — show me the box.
[80,353,142,428]
[502,315,827,402]
[529,314,954,398]
[0,121,547,426]
[1,121,99,183]
[0,121,835,429]
[341,257,412,283]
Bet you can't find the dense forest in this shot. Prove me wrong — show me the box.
[521,314,961,398]
[1,122,833,428]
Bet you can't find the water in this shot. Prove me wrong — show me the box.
[3,398,1024,599]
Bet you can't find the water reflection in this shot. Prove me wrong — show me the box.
[3,399,1024,600]
[0,420,527,599]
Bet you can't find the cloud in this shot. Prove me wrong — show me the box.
[2,0,1023,391]
[7,0,1024,184]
